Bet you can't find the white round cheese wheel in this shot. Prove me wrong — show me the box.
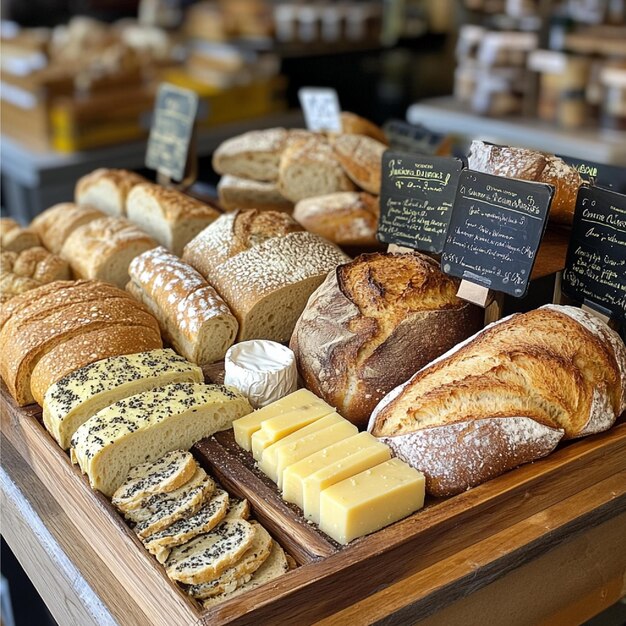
[224,340,297,409]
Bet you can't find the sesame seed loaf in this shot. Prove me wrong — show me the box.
[0,218,41,253]
[75,168,148,216]
[43,349,203,450]
[60,216,158,289]
[293,191,380,247]
[126,184,220,256]
[30,203,105,254]
[291,252,483,427]
[340,112,389,145]
[330,133,386,195]
[217,175,293,213]
[369,305,626,496]
[127,247,238,366]
[467,140,583,225]
[70,382,252,496]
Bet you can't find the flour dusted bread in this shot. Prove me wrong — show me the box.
[43,349,203,450]
[217,175,293,213]
[70,382,252,496]
[369,305,626,496]
[61,216,158,288]
[340,112,388,145]
[293,192,380,247]
[0,218,40,252]
[126,184,220,256]
[183,210,349,342]
[291,252,483,427]
[467,140,582,224]
[30,203,105,254]
[75,168,148,216]
[330,134,386,194]
[127,247,238,365]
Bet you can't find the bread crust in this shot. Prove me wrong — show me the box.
[330,134,386,194]
[0,218,41,252]
[340,112,389,145]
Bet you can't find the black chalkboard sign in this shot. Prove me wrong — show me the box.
[146,83,198,182]
[562,186,626,321]
[377,152,463,253]
[557,154,626,195]
[441,170,553,298]
[383,119,450,156]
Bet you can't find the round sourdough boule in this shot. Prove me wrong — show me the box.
[290,251,483,427]
[330,133,386,195]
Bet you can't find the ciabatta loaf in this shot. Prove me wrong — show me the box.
[340,112,388,145]
[60,216,158,288]
[278,135,356,202]
[330,134,386,194]
[369,305,626,496]
[217,175,293,213]
[70,382,252,496]
[75,168,148,216]
[291,252,483,427]
[127,247,238,365]
[0,218,40,252]
[30,203,105,253]
[293,192,380,247]
[126,184,220,256]
[467,141,582,225]
[43,349,203,450]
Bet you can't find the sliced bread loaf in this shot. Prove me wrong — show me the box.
[224,498,250,521]
[75,168,148,217]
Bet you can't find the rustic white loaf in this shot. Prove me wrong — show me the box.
[217,175,293,213]
[75,168,148,216]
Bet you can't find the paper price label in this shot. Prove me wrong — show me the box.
[298,87,341,132]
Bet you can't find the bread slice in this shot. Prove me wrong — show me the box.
[166,519,256,584]
[217,175,293,213]
[201,541,289,608]
[30,203,105,254]
[126,184,220,256]
[30,324,163,406]
[70,382,252,496]
[224,498,250,521]
[43,348,203,450]
[1,218,41,252]
[127,247,238,366]
[75,168,148,216]
[112,450,197,512]
[330,134,386,195]
[187,522,272,599]
[278,135,356,202]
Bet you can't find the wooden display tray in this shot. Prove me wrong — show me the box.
[2,384,625,625]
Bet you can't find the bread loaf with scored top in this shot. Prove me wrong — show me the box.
[330,133,386,194]
[75,168,148,216]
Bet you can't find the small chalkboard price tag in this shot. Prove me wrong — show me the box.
[557,154,626,195]
[441,170,553,300]
[383,119,451,156]
[298,87,342,132]
[146,83,199,183]
[378,151,463,253]
[562,186,626,322]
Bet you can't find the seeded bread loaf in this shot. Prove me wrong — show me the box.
[369,305,626,496]
[126,184,220,256]
[30,203,105,253]
[293,192,380,247]
[0,218,41,252]
[217,175,293,213]
[75,168,148,216]
[184,210,349,342]
[467,140,582,224]
[277,135,357,203]
[60,216,158,288]
[340,112,388,145]
[330,134,386,195]
[127,247,238,365]
[291,252,483,427]
[70,382,252,496]
[43,349,203,450]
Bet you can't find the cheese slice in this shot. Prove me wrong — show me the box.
[319,458,425,545]
[233,388,332,451]
[260,413,358,485]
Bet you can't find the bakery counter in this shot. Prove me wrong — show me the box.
[2,384,625,626]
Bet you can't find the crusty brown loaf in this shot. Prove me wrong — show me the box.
[217,175,293,213]
[293,191,380,247]
[290,252,483,427]
[30,203,105,254]
[60,216,158,288]
[0,218,41,252]
[75,168,148,216]
[369,305,626,495]
[127,247,238,365]
[467,141,582,224]
[126,184,221,256]
[330,134,386,195]
[340,112,388,145]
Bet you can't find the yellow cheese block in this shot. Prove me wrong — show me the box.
[259,413,352,483]
[282,432,390,510]
[233,388,332,451]
[319,458,425,545]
